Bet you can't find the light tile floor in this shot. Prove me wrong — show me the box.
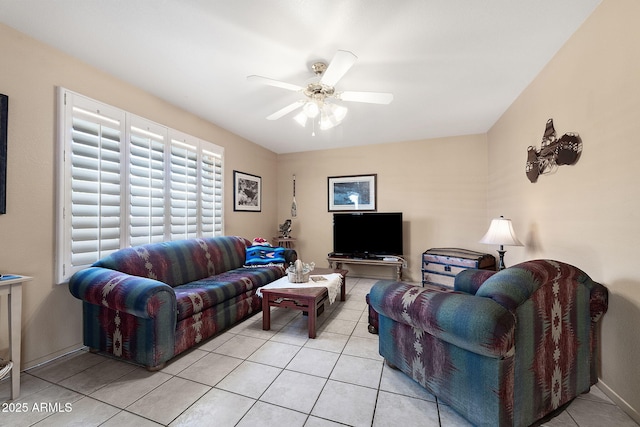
[1,277,637,427]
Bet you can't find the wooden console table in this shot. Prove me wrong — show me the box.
[0,275,32,400]
[327,257,403,281]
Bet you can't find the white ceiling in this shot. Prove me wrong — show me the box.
[0,0,601,154]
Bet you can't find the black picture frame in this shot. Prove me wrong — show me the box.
[233,170,262,212]
[0,94,8,215]
[328,174,377,212]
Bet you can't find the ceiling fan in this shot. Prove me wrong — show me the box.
[247,50,393,131]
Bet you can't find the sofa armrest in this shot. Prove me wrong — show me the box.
[369,281,515,358]
[588,280,608,322]
[284,249,298,266]
[454,269,497,295]
[69,267,176,319]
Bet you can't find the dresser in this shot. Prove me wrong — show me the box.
[421,248,495,288]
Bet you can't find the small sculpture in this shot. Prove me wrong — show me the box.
[287,259,315,283]
[279,219,292,238]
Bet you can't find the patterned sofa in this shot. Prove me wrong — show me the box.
[69,236,295,370]
[367,259,608,427]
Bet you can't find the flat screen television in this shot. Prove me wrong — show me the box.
[332,212,403,258]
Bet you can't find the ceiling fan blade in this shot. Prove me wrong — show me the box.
[338,91,394,104]
[247,75,303,92]
[320,50,357,87]
[266,100,305,120]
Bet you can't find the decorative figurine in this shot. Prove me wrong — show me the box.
[279,219,292,238]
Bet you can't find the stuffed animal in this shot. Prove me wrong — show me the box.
[252,237,271,246]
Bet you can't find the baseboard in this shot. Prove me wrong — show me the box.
[21,343,85,371]
[597,378,640,425]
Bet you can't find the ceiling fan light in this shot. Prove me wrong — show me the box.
[330,104,348,122]
[303,101,320,118]
[320,112,338,130]
[318,103,347,130]
[293,110,308,127]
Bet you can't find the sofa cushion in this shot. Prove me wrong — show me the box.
[475,259,593,311]
[93,236,251,286]
[174,265,285,321]
[369,280,515,358]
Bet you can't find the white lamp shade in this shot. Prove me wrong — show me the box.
[479,217,523,246]
[293,110,308,127]
[303,101,320,118]
[330,104,348,122]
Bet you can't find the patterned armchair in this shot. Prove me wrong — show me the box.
[368,259,608,427]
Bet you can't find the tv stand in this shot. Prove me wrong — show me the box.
[327,256,403,281]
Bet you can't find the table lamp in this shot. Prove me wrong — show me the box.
[479,216,523,270]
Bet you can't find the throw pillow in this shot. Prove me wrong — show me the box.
[245,246,286,266]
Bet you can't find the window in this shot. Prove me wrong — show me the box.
[57,88,224,283]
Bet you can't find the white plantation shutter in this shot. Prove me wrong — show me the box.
[66,97,124,272]
[128,120,167,246]
[169,132,224,240]
[57,88,224,283]
[201,149,223,236]
[169,137,198,239]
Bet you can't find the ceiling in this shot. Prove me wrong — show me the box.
[0,0,601,154]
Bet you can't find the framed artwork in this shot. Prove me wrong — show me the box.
[0,94,8,215]
[328,174,377,211]
[233,170,262,212]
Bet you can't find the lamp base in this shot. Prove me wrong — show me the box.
[496,247,507,270]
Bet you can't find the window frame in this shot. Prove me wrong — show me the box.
[56,88,224,284]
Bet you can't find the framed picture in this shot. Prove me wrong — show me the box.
[0,94,8,215]
[233,170,262,212]
[328,174,377,211]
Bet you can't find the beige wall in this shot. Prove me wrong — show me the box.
[0,24,279,367]
[487,0,640,420]
[276,134,489,282]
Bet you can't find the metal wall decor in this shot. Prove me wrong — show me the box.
[526,118,582,183]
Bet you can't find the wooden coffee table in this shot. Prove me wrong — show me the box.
[261,268,347,338]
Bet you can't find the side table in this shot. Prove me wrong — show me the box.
[0,275,32,400]
[272,237,296,249]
